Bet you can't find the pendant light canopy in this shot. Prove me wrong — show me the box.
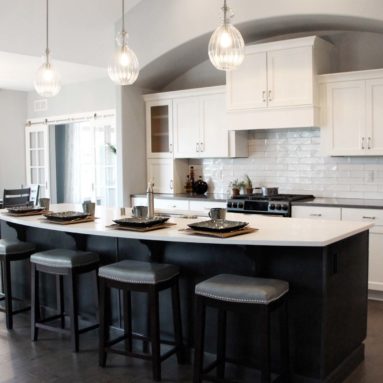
[34,0,61,97]
[208,0,245,71]
[108,0,139,86]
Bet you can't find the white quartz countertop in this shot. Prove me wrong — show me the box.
[0,204,372,247]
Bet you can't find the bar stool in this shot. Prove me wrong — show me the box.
[30,248,99,352]
[98,259,185,381]
[0,239,36,329]
[193,274,290,383]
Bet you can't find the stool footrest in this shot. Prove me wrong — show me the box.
[36,322,70,335]
[203,360,220,374]
[78,323,99,334]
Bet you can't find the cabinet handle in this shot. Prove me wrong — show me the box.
[361,137,365,150]
[362,216,376,220]
[310,213,322,217]
[196,143,200,152]
[368,137,372,150]
[170,179,173,190]
[200,142,204,152]
[268,90,272,101]
[169,143,173,153]
[262,90,266,102]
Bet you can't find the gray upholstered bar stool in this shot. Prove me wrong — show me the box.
[30,249,99,352]
[0,239,36,329]
[193,274,290,383]
[98,259,184,382]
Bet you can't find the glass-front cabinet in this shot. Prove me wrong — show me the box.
[145,99,173,158]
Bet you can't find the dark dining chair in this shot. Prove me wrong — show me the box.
[28,185,40,207]
[2,188,31,208]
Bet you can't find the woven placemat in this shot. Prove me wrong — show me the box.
[42,216,96,225]
[181,226,257,238]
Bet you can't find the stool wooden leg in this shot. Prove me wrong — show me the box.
[123,290,132,352]
[143,294,150,353]
[193,296,206,383]
[31,264,39,341]
[3,259,12,330]
[68,270,79,352]
[216,309,227,379]
[93,269,100,323]
[280,297,290,382]
[56,275,65,329]
[171,279,185,364]
[260,305,271,383]
[99,278,109,367]
[149,288,161,381]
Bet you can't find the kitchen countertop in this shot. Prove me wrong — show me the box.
[292,197,383,209]
[0,204,372,247]
[131,193,228,202]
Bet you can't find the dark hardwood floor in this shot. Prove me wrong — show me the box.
[0,300,382,382]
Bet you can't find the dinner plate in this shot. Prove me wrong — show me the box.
[113,216,169,228]
[7,206,44,214]
[44,211,89,221]
[188,220,249,233]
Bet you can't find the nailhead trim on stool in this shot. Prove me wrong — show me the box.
[30,248,99,352]
[98,259,185,381]
[0,239,36,330]
[193,274,290,383]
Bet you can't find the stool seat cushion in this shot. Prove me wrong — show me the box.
[195,274,289,305]
[99,260,179,285]
[31,249,99,268]
[0,239,36,256]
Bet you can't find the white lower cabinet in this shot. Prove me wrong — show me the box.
[189,200,227,214]
[342,208,383,292]
[291,206,341,220]
[154,198,189,211]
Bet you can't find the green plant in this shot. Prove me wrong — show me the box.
[243,174,253,188]
[230,179,245,189]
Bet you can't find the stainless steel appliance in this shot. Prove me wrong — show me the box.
[227,193,314,217]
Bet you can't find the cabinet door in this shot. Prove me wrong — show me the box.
[146,100,173,158]
[173,97,200,158]
[226,51,267,110]
[366,78,383,155]
[291,206,341,220]
[147,158,174,193]
[200,93,228,158]
[325,81,366,155]
[267,46,313,107]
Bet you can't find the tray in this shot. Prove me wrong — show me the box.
[5,209,47,217]
[188,219,248,233]
[113,216,169,228]
[7,206,45,214]
[108,222,176,232]
[43,216,96,225]
[183,226,257,238]
[43,211,89,222]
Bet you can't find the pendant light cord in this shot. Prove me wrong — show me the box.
[45,0,50,58]
[121,0,125,34]
[223,0,228,25]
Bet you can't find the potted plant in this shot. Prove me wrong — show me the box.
[229,179,244,197]
[243,174,253,195]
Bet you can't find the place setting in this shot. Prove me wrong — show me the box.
[181,208,257,238]
[108,205,176,232]
[42,201,97,225]
[4,197,51,217]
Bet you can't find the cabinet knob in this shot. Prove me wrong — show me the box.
[169,179,173,190]
[262,90,266,102]
[310,213,322,217]
[268,90,272,102]
[368,137,372,150]
[200,142,204,152]
[362,216,376,220]
[361,137,365,150]
[169,143,173,153]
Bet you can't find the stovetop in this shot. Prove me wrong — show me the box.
[230,194,314,202]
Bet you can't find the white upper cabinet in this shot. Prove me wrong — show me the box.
[226,36,335,130]
[320,69,383,156]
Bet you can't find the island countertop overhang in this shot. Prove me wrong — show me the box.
[0,204,373,247]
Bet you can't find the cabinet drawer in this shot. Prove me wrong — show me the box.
[189,200,227,213]
[291,206,341,220]
[154,198,189,211]
[342,208,383,228]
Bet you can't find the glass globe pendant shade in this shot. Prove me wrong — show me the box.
[34,55,61,97]
[208,23,245,71]
[108,32,139,86]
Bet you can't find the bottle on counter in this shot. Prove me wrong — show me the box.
[147,181,155,218]
[185,175,193,193]
[190,166,195,192]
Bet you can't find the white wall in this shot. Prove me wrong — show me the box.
[27,78,115,120]
[0,90,27,192]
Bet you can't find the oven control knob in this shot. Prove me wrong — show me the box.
[282,204,288,211]
[232,202,238,208]
[269,203,275,210]
[238,202,244,209]
[227,202,232,208]
[276,204,282,210]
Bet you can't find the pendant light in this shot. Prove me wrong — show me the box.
[34,0,61,97]
[108,0,139,85]
[208,0,245,71]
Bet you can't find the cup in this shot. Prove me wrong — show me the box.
[209,207,226,221]
[82,201,96,216]
[132,205,148,218]
[39,198,50,211]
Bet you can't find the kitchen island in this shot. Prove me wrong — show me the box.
[0,205,372,383]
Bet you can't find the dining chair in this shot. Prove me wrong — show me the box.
[2,188,31,208]
[28,185,40,207]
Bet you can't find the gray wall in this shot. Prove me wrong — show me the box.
[0,90,27,193]
[27,78,115,119]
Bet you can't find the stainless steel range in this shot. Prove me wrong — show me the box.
[227,193,314,217]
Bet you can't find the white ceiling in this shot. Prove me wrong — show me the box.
[0,0,143,91]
